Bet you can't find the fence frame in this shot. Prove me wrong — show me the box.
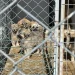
[0,0,75,75]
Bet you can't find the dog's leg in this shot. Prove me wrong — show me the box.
[12,41,16,47]
[36,48,40,53]
[37,48,42,56]
[26,48,32,58]
[71,50,74,61]
[16,41,19,46]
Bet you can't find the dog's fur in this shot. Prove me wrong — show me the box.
[18,28,31,39]
[18,18,31,28]
[11,24,19,47]
[30,21,43,31]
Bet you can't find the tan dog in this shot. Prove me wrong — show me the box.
[17,20,44,56]
[17,26,31,54]
[18,21,44,57]
[30,21,43,31]
[11,24,19,47]
[18,18,31,28]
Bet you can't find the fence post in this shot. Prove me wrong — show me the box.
[54,0,59,75]
[59,0,65,75]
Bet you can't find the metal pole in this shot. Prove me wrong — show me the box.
[0,50,15,64]
[18,70,26,75]
[54,0,59,75]
[59,0,65,75]
[51,37,75,59]
[0,0,17,15]
[9,67,17,75]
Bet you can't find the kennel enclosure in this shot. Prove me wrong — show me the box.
[0,0,75,75]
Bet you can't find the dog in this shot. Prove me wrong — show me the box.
[11,24,19,47]
[18,18,31,29]
[30,21,43,31]
[17,21,44,58]
[17,25,31,54]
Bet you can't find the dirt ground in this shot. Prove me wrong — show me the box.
[2,46,48,75]
[63,60,75,75]
[1,46,75,75]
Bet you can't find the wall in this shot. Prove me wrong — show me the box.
[12,0,55,28]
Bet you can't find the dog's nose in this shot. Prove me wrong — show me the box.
[32,27,38,31]
[13,30,17,33]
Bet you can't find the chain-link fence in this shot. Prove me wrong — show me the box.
[0,0,75,75]
[0,0,55,75]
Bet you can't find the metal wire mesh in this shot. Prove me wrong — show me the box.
[60,0,75,75]
[0,0,75,75]
[0,0,55,75]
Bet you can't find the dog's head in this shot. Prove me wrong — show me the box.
[17,28,31,39]
[11,24,18,34]
[18,18,31,29]
[30,21,43,31]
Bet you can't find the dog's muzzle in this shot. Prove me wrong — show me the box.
[31,27,38,31]
[12,30,17,34]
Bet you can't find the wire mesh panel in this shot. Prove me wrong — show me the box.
[60,0,75,75]
[0,0,75,75]
[0,0,13,72]
[0,0,55,75]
